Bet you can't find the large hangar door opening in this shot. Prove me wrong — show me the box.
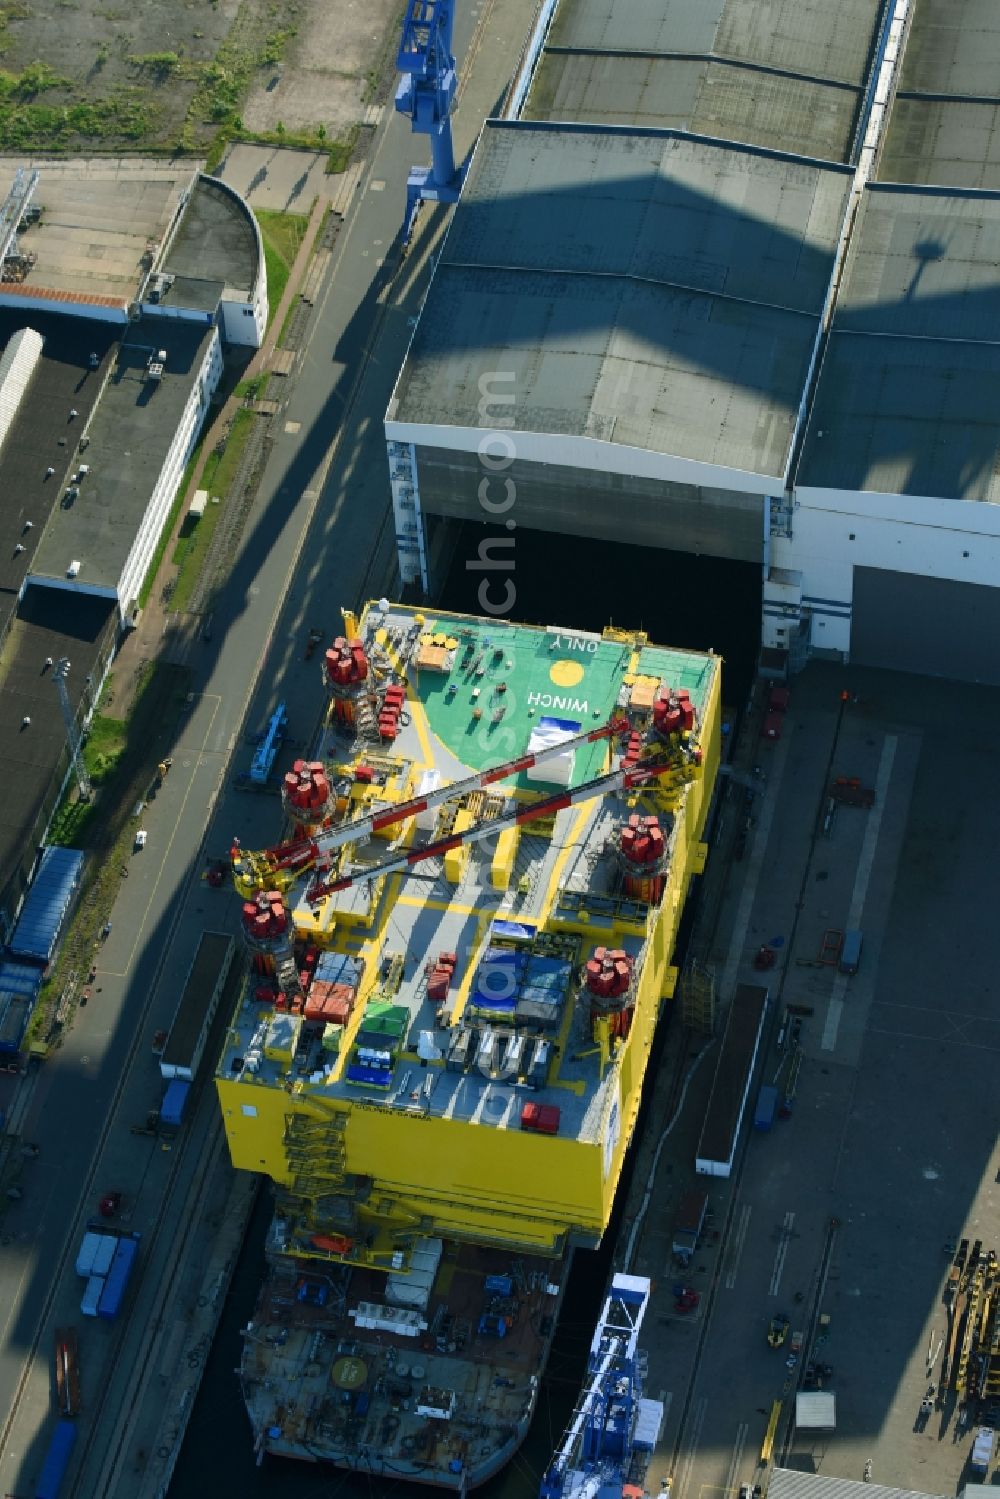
[851,567,1000,685]
[438,525,762,699]
[413,449,766,565]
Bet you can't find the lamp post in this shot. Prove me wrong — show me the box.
[53,657,92,800]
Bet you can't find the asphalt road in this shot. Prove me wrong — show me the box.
[0,0,543,1491]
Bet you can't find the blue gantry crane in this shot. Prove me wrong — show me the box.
[395,0,464,238]
[541,1274,664,1499]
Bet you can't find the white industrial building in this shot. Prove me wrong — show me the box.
[386,0,1000,684]
[0,161,267,934]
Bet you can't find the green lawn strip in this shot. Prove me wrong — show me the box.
[235,372,268,401]
[170,407,256,613]
[137,450,200,609]
[28,663,191,1048]
[262,238,290,328]
[256,208,309,330]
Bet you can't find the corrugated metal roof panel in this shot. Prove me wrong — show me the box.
[10,846,85,963]
[770,1469,945,1499]
[794,1390,837,1428]
[0,960,44,997]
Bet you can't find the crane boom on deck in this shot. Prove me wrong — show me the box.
[303,743,699,904]
[234,714,632,894]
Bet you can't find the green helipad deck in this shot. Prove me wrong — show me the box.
[410,612,716,788]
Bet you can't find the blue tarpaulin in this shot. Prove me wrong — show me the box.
[10,846,85,963]
[0,960,44,997]
[490,919,536,944]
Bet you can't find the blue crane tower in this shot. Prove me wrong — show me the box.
[541,1274,664,1499]
[395,0,463,239]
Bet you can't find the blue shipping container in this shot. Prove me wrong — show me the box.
[0,992,32,1055]
[35,1418,76,1499]
[97,1235,139,1320]
[11,847,85,964]
[161,1078,191,1128]
[754,1085,778,1131]
[80,1274,104,1318]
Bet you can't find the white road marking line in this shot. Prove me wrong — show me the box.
[724,1422,750,1498]
[768,1210,795,1297]
[725,1202,753,1290]
[822,733,897,1052]
[676,1395,709,1499]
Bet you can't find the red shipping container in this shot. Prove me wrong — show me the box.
[521,1102,560,1135]
[763,711,784,741]
[428,970,451,1002]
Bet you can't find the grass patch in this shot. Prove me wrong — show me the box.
[256,207,309,267]
[324,124,358,175]
[186,20,296,131]
[47,796,96,849]
[170,498,224,613]
[46,704,129,848]
[136,464,192,609]
[0,60,153,147]
[83,712,127,784]
[262,238,291,326]
[30,663,190,1049]
[235,372,268,401]
[128,51,182,80]
[205,120,357,177]
[255,209,309,329]
[201,405,255,496]
[169,407,256,613]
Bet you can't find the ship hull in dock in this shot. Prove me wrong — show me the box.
[257,1411,533,1489]
[241,1237,565,1490]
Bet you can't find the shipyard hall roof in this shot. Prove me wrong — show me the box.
[524,0,885,164]
[390,0,1000,509]
[388,122,852,487]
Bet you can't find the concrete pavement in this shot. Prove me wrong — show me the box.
[611,665,1000,1499]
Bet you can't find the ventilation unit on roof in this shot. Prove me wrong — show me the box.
[147,273,175,304]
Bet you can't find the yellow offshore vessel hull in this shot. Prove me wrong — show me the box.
[217,607,720,1256]
[215,603,720,1484]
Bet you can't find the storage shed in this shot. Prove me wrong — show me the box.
[795,1391,836,1430]
[10,846,84,963]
